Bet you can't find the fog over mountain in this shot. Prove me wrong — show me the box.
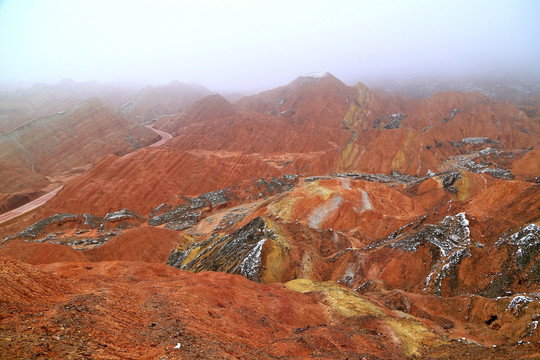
[1,0,539,92]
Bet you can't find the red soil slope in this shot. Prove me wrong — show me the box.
[85,226,182,263]
[1,254,527,359]
[0,240,89,264]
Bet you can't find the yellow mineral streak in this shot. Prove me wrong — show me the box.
[261,219,291,283]
[285,279,441,358]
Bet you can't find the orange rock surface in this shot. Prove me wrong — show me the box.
[1,73,539,358]
[0,240,90,265]
[85,226,182,263]
[3,254,533,359]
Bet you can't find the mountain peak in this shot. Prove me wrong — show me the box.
[299,71,332,79]
[292,71,344,88]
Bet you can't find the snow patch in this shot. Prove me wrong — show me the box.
[495,224,540,269]
[236,238,266,281]
[390,212,471,295]
[507,295,534,313]
[340,264,356,286]
[301,71,331,79]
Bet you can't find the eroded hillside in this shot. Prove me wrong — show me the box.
[1,74,539,359]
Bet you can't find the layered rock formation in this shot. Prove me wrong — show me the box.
[27,73,538,220]
[4,254,538,359]
[1,73,539,358]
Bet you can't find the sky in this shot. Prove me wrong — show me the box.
[0,0,539,91]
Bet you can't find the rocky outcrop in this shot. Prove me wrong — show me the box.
[4,210,145,243]
[168,217,273,283]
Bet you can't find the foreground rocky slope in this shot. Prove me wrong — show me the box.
[1,73,539,358]
[2,171,539,358]
[3,255,537,359]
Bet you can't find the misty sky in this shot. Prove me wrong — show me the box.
[0,0,539,91]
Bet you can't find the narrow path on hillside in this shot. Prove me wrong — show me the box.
[146,124,172,147]
[0,125,173,225]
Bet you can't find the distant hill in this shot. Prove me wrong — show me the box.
[118,80,211,122]
[0,98,157,213]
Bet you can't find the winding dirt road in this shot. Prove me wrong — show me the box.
[0,125,172,225]
[146,124,172,147]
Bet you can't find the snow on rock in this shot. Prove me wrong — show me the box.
[391,212,471,256]
[390,212,472,295]
[340,264,356,286]
[167,217,274,283]
[496,224,540,270]
[527,316,539,337]
[507,295,534,313]
[301,71,331,79]
[235,238,266,282]
[102,209,136,223]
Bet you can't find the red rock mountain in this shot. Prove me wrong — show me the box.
[28,73,539,217]
[1,73,539,359]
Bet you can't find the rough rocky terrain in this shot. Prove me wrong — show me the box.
[1,73,539,359]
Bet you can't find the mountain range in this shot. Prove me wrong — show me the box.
[0,72,539,359]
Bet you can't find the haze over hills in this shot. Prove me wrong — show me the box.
[368,74,540,103]
[0,97,158,214]
[118,80,212,122]
[0,79,213,134]
[0,72,539,359]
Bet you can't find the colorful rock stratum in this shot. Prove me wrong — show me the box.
[1,73,540,359]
